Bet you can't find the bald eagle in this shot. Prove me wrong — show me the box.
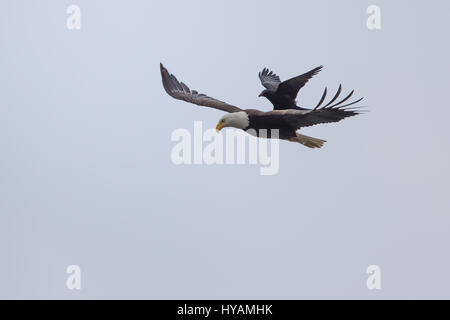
[160,63,364,148]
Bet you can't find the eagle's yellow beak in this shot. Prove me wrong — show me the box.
[216,122,226,132]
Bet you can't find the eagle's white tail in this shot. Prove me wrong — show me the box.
[290,133,326,148]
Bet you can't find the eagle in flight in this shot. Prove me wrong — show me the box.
[160,63,364,148]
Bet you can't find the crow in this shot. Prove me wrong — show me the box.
[258,66,323,110]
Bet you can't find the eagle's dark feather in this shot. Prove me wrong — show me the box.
[160,63,242,113]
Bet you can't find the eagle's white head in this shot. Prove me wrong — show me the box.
[216,111,249,132]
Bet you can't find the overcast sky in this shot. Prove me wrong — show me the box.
[1,0,450,299]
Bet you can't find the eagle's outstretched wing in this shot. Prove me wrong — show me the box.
[160,63,242,113]
[269,86,365,128]
[258,68,281,91]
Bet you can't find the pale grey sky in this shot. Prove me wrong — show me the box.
[1,0,449,299]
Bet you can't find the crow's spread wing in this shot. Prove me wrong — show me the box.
[258,68,281,91]
[276,66,323,99]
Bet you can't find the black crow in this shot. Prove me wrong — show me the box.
[258,66,323,110]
